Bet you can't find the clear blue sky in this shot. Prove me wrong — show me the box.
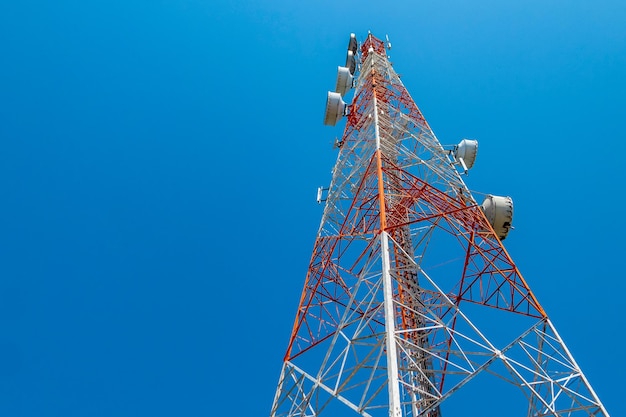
[0,1,624,415]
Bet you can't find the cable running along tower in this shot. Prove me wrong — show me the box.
[270,33,609,417]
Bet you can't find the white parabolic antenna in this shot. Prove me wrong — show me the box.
[348,33,357,54]
[455,139,478,170]
[481,194,514,239]
[345,50,356,75]
[335,66,353,96]
[323,92,346,126]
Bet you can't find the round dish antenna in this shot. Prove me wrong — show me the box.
[346,50,356,75]
[454,139,478,171]
[481,195,514,240]
[335,66,353,96]
[348,33,358,54]
[324,92,347,126]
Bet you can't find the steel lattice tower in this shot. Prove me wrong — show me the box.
[270,33,609,417]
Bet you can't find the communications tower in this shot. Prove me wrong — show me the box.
[270,33,609,417]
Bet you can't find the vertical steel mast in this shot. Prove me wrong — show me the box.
[270,33,609,417]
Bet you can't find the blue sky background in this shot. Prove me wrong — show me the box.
[1,1,624,415]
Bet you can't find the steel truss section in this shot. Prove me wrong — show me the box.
[270,33,609,417]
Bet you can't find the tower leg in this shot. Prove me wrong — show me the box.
[381,231,402,417]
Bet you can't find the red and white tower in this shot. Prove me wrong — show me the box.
[270,33,609,417]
